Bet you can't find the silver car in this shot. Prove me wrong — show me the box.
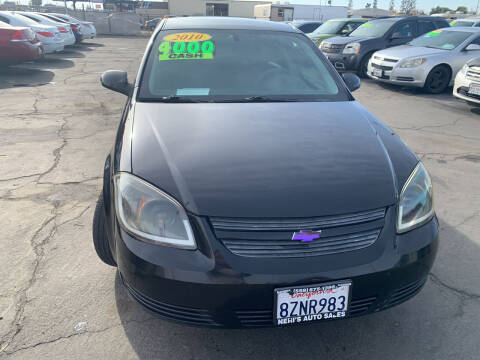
[367,27,480,93]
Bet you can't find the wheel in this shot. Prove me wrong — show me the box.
[358,53,373,78]
[424,65,451,94]
[92,192,116,266]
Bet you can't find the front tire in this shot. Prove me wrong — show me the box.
[358,53,373,78]
[92,192,117,266]
[424,65,451,94]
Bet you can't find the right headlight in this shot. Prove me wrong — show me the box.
[397,162,434,233]
[459,63,468,76]
[114,173,196,249]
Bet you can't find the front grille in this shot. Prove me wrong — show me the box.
[321,43,344,53]
[467,66,480,81]
[458,86,480,100]
[373,56,398,63]
[395,76,414,82]
[383,278,427,309]
[235,296,378,327]
[124,281,222,327]
[211,208,386,258]
[371,62,393,71]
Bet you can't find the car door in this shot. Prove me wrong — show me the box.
[388,21,416,47]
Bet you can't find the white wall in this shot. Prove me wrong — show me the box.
[168,0,270,18]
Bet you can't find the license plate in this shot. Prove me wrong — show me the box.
[468,83,480,95]
[275,280,351,326]
[372,68,383,78]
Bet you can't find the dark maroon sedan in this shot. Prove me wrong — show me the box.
[0,22,44,65]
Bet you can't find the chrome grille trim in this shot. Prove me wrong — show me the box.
[221,229,380,258]
[210,208,386,231]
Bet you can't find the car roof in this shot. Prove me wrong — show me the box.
[291,20,322,24]
[369,16,446,22]
[439,26,480,33]
[162,16,299,32]
[327,18,366,22]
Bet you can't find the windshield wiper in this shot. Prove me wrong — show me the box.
[158,96,204,103]
[216,96,300,103]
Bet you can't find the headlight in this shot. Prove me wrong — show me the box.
[459,64,468,76]
[114,173,196,249]
[343,42,361,54]
[398,58,426,68]
[397,162,434,233]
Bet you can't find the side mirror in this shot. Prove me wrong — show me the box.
[341,29,349,35]
[101,70,132,96]
[390,32,403,40]
[342,73,361,92]
[465,44,480,51]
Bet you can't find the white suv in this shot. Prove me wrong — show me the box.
[454,58,480,106]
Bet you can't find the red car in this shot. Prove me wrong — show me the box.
[0,22,44,65]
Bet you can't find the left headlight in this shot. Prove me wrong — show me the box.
[397,162,434,233]
[343,42,361,54]
[399,58,426,68]
[459,63,468,76]
[114,173,196,249]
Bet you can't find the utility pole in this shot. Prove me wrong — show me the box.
[64,0,67,14]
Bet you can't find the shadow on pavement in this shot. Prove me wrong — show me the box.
[30,57,75,69]
[52,49,86,59]
[113,219,479,359]
[0,66,55,89]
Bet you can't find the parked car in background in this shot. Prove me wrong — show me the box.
[368,28,480,93]
[94,17,438,329]
[321,16,450,77]
[40,13,83,43]
[289,20,323,34]
[0,11,64,53]
[49,13,96,39]
[0,21,44,65]
[15,11,75,46]
[450,18,480,27]
[141,18,161,31]
[453,57,480,106]
[308,18,367,46]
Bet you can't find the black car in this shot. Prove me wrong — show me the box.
[93,17,438,328]
[289,20,323,34]
[321,16,450,77]
[141,18,161,31]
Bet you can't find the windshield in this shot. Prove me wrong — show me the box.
[138,29,348,102]
[349,20,394,37]
[408,30,471,50]
[12,13,39,26]
[450,20,475,27]
[311,20,346,35]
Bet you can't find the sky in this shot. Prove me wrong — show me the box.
[5,0,480,14]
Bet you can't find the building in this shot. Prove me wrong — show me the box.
[350,8,390,18]
[254,3,348,21]
[168,0,272,18]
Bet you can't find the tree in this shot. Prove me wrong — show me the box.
[365,3,371,8]
[400,0,416,15]
[373,0,377,8]
[389,0,395,12]
[430,6,451,14]
[348,0,353,10]
[456,6,468,13]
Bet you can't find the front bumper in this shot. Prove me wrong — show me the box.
[453,73,480,104]
[323,52,360,72]
[115,206,439,328]
[367,59,428,88]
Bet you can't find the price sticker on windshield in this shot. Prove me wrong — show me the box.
[158,32,215,61]
[425,30,442,37]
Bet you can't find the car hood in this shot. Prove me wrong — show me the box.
[131,101,414,218]
[375,45,448,59]
[325,36,372,45]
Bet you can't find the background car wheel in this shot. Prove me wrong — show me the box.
[358,52,373,78]
[424,65,451,94]
[92,192,117,266]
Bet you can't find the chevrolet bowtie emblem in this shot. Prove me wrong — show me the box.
[291,230,322,242]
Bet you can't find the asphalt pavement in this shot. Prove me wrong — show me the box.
[0,36,479,360]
